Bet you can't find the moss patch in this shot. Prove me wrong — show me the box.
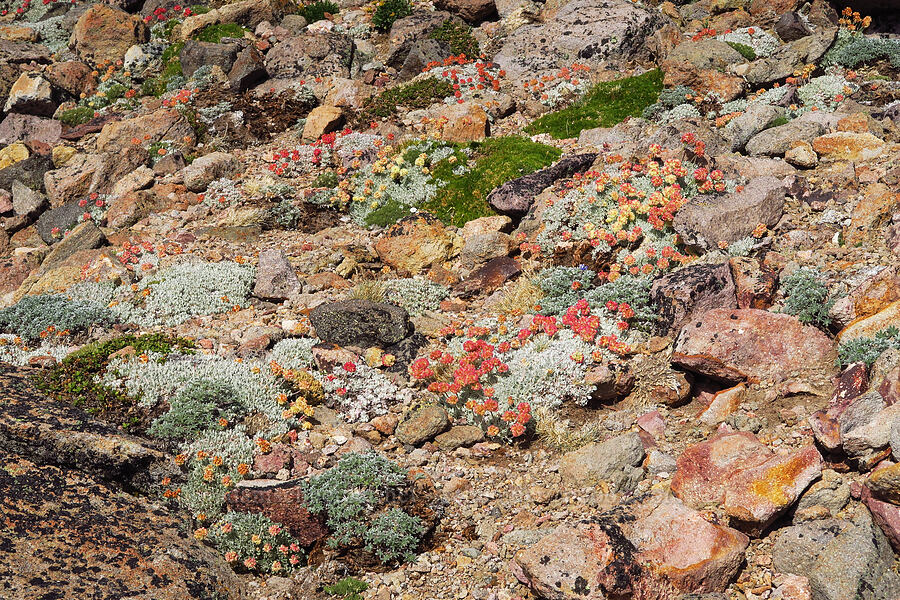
[58,106,95,128]
[191,22,247,42]
[429,20,480,59]
[424,136,562,227]
[357,77,454,124]
[298,0,339,22]
[525,69,664,139]
[33,334,195,431]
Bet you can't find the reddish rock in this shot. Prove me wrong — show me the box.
[671,429,823,534]
[45,60,96,97]
[812,132,885,162]
[860,483,900,552]
[305,271,350,292]
[630,495,749,592]
[224,479,328,546]
[371,414,399,435]
[672,308,837,386]
[729,256,777,309]
[637,410,666,438]
[71,4,150,63]
[436,101,490,143]
[96,109,195,154]
[252,443,293,476]
[838,301,900,346]
[809,362,869,450]
[844,183,897,247]
[311,343,358,373]
[452,256,521,298]
[697,383,745,426]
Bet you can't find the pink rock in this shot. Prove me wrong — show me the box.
[672,308,837,386]
[225,479,328,546]
[637,411,666,438]
[252,443,293,476]
[859,484,900,552]
[808,362,869,450]
[671,429,822,534]
[630,496,749,593]
[772,574,812,600]
[698,383,745,426]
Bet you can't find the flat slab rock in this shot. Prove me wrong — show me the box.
[672,308,838,387]
[511,495,749,599]
[670,428,823,534]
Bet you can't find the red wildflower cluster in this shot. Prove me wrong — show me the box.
[680,131,706,157]
[267,127,366,175]
[691,27,717,42]
[143,4,193,23]
[424,57,504,98]
[162,88,195,107]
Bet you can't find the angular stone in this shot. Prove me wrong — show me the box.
[808,362,870,451]
[488,153,596,218]
[395,405,450,446]
[11,180,47,220]
[452,256,521,298]
[671,429,822,534]
[301,105,344,144]
[374,214,457,275]
[252,249,301,301]
[746,120,825,157]
[744,28,836,86]
[224,479,328,546]
[775,11,813,41]
[39,221,105,272]
[860,482,900,552]
[310,299,411,347]
[386,11,457,68]
[436,101,490,143]
[434,425,485,450]
[812,132,885,162]
[71,4,150,63]
[560,432,645,492]
[0,113,61,147]
[698,383,745,426]
[838,301,900,346]
[3,73,55,116]
[182,152,239,193]
[265,33,353,79]
[434,0,496,23]
[672,308,837,386]
[179,0,274,40]
[673,176,787,250]
[649,261,737,335]
[96,109,194,154]
[179,40,239,79]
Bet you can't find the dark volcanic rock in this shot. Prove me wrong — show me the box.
[452,256,521,298]
[649,261,737,335]
[310,299,412,348]
[488,153,597,218]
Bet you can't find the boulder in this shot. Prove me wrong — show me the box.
[452,256,521,298]
[3,72,55,116]
[179,40,239,78]
[434,0,496,23]
[488,153,596,218]
[560,432,645,492]
[301,105,345,143]
[0,113,62,147]
[672,308,837,386]
[182,152,240,192]
[310,299,411,347]
[744,28,836,86]
[265,33,353,79]
[224,479,329,545]
[649,261,737,335]
[746,120,825,156]
[96,109,194,153]
[396,405,450,445]
[812,132,885,162]
[775,11,813,41]
[71,4,150,63]
[671,429,822,534]
[252,249,302,301]
[435,101,490,143]
[434,425,485,450]
[386,11,457,68]
[673,175,787,250]
[11,180,47,220]
[178,0,275,39]
[374,214,457,275]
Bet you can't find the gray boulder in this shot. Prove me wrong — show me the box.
[310,299,412,348]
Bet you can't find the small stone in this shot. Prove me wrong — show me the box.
[396,405,450,446]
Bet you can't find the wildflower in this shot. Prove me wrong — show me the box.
[194,528,208,540]
[225,551,238,562]
[244,557,257,569]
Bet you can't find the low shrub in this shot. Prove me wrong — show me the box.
[779,267,837,329]
[372,0,411,32]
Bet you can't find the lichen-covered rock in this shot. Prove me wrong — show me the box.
[224,479,329,545]
[396,405,450,445]
[649,261,737,335]
[310,299,412,348]
[374,214,457,275]
[488,153,597,218]
[71,4,150,63]
[560,432,645,491]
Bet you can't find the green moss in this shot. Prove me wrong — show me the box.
[324,578,368,600]
[192,22,247,42]
[372,0,412,32]
[142,41,185,97]
[357,77,454,124]
[298,0,338,22]
[765,115,790,129]
[314,170,339,188]
[429,20,480,58]
[33,334,195,430]
[422,136,562,227]
[526,69,664,139]
[58,106,95,127]
[726,41,756,61]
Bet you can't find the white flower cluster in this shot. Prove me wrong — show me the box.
[0,335,77,366]
[717,27,780,58]
[268,337,318,370]
[383,278,449,316]
[795,74,856,113]
[203,178,244,209]
[317,363,406,423]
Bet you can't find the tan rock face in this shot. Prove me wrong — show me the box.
[436,102,490,143]
[301,105,345,143]
[844,183,898,247]
[71,4,150,63]
[838,301,900,345]
[96,109,195,153]
[811,132,885,162]
[375,214,457,275]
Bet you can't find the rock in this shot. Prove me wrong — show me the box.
[671,429,822,534]
[71,4,150,63]
[96,109,194,154]
[38,221,105,272]
[808,363,871,451]
[35,200,86,244]
[11,180,47,220]
[867,462,900,504]
[179,0,274,39]
[310,299,411,347]
[673,308,837,386]
[453,256,521,298]
[224,479,329,545]
[838,301,900,345]
[772,511,900,600]
[179,40,239,78]
[253,249,302,301]
[784,141,818,168]
[375,214,457,275]
[860,482,900,552]
[841,396,900,467]
[386,11,457,68]
[265,33,353,79]
[560,432,645,492]
[812,132,885,162]
[436,101,490,143]
[434,425,485,450]
[3,72,54,117]
[398,39,449,80]
[228,45,267,91]
[795,470,850,516]
[744,28,836,86]
[649,261,737,335]
[746,120,825,157]
[775,11,813,41]
[182,152,239,192]
[661,39,747,101]
[771,575,812,600]
[0,141,29,171]
[673,175,787,250]
[629,495,750,592]
[0,113,62,147]
[301,105,344,143]
[488,153,596,218]
[494,0,663,80]
[396,405,450,445]
[698,383,745,426]
[729,256,777,309]
[726,104,788,152]
[45,60,96,98]
[434,0,496,23]
[844,184,897,247]
[110,166,154,198]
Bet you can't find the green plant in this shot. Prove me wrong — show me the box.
[298,0,339,22]
[526,69,664,139]
[32,334,194,429]
[58,106,95,127]
[424,136,562,227]
[208,511,305,574]
[837,326,900,367]
[726,41,756,61]
[372,0,411,32]
[765,115,790,129]
[779,267,838,329]
[0,294,115,341]
[357,77,454,123]
[302,452,424,563]
[148,379,239,440]
[324,577,368,600]
[313,170,339,188]
[429,20,480,58]
[364,508,425,563]
[192,22,247,42]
